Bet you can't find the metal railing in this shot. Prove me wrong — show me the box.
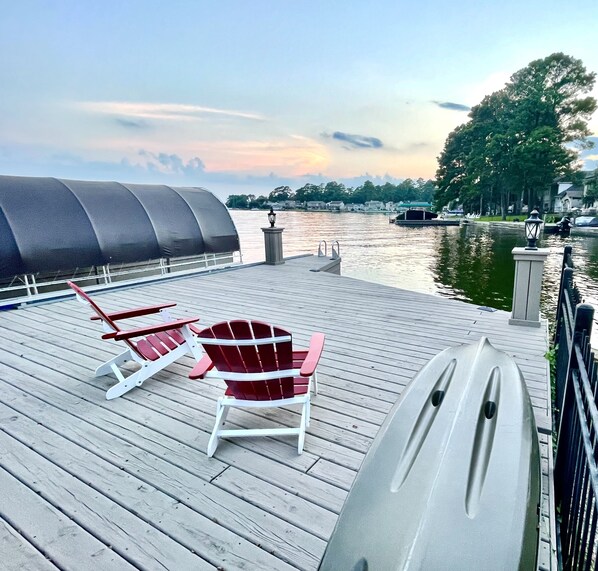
[553,246,598,570]
[0,251,242,305]
[318,240,341,260]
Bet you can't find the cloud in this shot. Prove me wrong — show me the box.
[581,136,598,152]
[0,144,413,201]
[401,142,433,152]
[138,150,205,175]
[576,136,597,170]
[433,101,471,112]
[79,101,265,122]
[324,131,384,150]
[115,118,151,129]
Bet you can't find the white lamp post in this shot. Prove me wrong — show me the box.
[510,209,548,327]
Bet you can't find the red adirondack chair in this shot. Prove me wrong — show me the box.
[189,319,325,456]
[68,281,203,400]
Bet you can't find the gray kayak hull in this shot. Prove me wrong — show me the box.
[319,337,541,571]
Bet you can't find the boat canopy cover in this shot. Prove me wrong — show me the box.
[0,175,240,279]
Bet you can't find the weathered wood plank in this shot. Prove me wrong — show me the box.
[212,467,338,539]
[0,517,58,571]
[0,428,215,570]
[0,466,134,570]
[0,398,308,570]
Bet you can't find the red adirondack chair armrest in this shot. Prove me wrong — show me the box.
[299,332,325,377]
[105,317,200,340]
[90,302,178,321]
[188,323,203,336]
[189,355,215,379]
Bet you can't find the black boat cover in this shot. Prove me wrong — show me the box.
[0,175,239,279]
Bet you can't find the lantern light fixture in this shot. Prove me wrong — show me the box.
[267,207,276,228]
[524,209,542,250]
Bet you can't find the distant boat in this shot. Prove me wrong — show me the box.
[394,209,460,226]
[543,217,572,235]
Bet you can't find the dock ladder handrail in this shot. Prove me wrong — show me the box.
[317,240,327,257]
[331,241,340,260]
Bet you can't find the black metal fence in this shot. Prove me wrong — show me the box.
[554,246,598,570]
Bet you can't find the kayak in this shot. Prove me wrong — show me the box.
[319,337,541,571]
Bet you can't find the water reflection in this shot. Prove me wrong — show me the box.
[434,226,512,309]
[230,211,597,342]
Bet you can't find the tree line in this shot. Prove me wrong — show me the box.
[226,178,436,209]
[435,53,596,218]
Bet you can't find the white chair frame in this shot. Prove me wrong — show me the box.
[74,294,203,400]
[198,335,319,456]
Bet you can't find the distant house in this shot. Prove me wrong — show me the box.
[553,184,584,213]
[326,201,345,211]
[345,203,365,212]
[364,201,385,211]
[582,171,598,212]
[280,200,298,209]
[543,178,588,213]
[307,201,327,210]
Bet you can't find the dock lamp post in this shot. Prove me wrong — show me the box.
[510,208,548,327]
[262,208,284,265]
[524,209,542,250]
[267,207,276,228]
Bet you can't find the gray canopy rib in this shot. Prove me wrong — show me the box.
[0,175,239,279]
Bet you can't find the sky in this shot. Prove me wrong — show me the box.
[1,0,597,201]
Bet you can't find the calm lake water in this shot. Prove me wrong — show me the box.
[230,210,598,340]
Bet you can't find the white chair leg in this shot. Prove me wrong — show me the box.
[207,400,229,457]
[313,371,319,395]
[105,365,150,400]
[95,350,131,377]
[298,401,309,454]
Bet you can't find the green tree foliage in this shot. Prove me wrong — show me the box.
[435,53,596,218]
[268,186,294,201]
[226,194,250,208]
[226,194,269,209]
[227,178,437,208]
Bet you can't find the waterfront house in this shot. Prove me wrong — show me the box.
[345,203,365,212]
[554,185,583,213]
[582,170,597,212]
[543,176,593,213]
[326,201,345,211]
[364,200,385,211]
[307,200,327,210]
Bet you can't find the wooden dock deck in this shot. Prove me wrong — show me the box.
[0,255,556,570]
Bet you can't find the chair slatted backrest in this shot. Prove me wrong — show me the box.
[67,281,144,359]
[199,320,294,401]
